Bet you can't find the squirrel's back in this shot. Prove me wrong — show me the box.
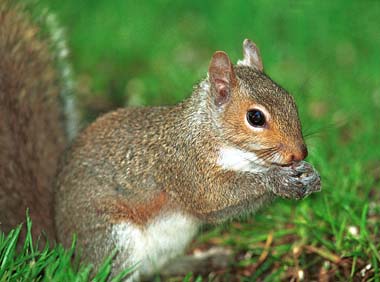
[0,0,76,242]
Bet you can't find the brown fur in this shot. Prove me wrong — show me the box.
[54,61,311,271]
[96,192,169,225]
[0,1,67,242]
[222,66,306,164]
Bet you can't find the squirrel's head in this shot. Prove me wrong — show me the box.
[207,39,307,168]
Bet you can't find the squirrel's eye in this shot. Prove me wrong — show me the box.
[246,109,266,127]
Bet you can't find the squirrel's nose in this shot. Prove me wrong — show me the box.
[290,144,308,162]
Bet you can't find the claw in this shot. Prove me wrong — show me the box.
[300,174,317,185]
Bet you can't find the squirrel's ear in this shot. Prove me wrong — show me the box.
[208,51,237,106]
[237,39,263,71]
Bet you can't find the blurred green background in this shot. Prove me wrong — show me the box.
[38,0,380,280]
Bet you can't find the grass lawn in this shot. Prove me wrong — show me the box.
[2,0,380,281]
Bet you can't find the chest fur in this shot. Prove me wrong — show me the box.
[112,212,199,276]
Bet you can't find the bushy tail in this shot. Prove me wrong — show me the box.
[0,0,78,242]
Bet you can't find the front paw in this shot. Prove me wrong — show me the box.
[270,161,321,200]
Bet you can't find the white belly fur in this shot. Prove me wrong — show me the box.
[112,212,199,278]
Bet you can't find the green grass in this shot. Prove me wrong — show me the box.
[0,215,130,281]
[2,0,380,281]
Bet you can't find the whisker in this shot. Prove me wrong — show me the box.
[256,150,274,160]
[254,147,277,158]
[303,121,339,140]
[261,150,278,162]
[256,148,281,163]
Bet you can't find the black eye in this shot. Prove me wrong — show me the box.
[246,109,266,127]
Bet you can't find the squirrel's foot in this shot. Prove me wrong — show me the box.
[270,161,321,200]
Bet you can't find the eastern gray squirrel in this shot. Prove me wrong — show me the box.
[0,1,321,281]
